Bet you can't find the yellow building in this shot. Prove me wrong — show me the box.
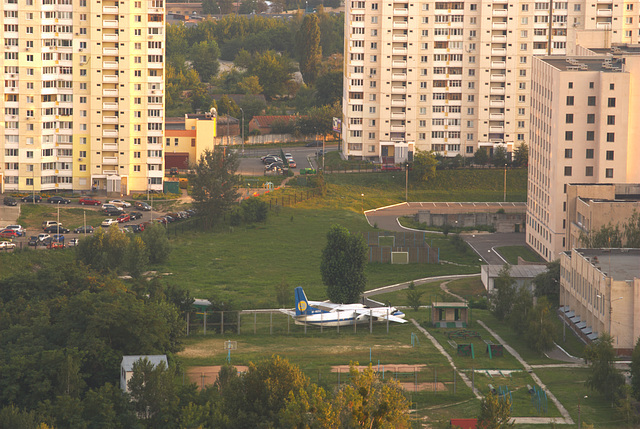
[1,0,165,195]
[164,111,217,171]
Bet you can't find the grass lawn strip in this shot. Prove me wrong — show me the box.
[495,245,544,265]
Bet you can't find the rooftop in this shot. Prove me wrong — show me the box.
[574,249,640,282]
[121,355,168,372]
[432,302,469,308]
[539,56,627,72]
[484,264,548,279]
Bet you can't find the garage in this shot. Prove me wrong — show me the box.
[165,152,190,170]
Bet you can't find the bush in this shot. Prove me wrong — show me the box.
[450,234,468,254]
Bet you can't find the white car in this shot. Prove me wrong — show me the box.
[67,238,79,247]
[101,218,117,227]
[5,225,25,236]
[37,233,51,242]
[108,199,131,208]
[0,241,17,250]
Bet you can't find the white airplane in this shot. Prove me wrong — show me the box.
[280,287,407,327]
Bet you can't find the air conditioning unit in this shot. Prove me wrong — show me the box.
[78,158,83,161]
[26,48,30,51]
[151,90,156,94]
[10,74,15,77]
[79,48,84,52]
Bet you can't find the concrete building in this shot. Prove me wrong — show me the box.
[165,111,218,170]
[566,183,640,250]
[559,248,640,355]
[1,0,165,195]
[342,0,638,163]
[120,355,168,392]
[481,264,548,293]
[527,48,640,261]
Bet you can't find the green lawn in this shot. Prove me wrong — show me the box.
[17,204,108,231]
[496,245,544,265]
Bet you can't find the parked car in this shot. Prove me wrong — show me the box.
[47,241,65,249]
[52,234,65,243]
[262,156,282,165]
[0,241,17,250]
[47,196,71,204]
[79,197,101,206]
[265,161,284,171]
[108,199,131,208]
[28,236,39,246]
[123,225,141,234]
[0,229,19,238]
[305,140,323,147]
[21,195,41,203]
[44,225,70,234]
[117,213,131,223]
[105,207,124,216]
[42,221,61,230]
[129,211,143,220]
[134,201,151,211]
[67,238,79,247]
[101,219,117,227]
[37,233,51,243]
[316,150,325,157]
[138,222,149,232]
[5,225,25,236]
[287,159,297,168]
[3,196,17,206]
[261,154,279,163]
[74,225,95,234]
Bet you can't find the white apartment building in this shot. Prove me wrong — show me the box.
[342,0,639,162]
[527,49,640,261]
[1,0,165,195]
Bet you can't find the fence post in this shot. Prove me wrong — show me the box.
[203,311,207,335]
[237,312,241,334]
[369,309,373,334]
[270,312,273,335]
[434,368,437,394]
[221,311,224,335]
[186,312,190,336]
[254,312,257,334]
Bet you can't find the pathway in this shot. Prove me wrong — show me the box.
[363,274,480,297]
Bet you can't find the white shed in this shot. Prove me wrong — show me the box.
[120,355,168,392]
[481,265,548,293]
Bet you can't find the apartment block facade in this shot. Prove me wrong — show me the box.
[342,0,639,162]
[1,0,165,195]
[527,51,640,261]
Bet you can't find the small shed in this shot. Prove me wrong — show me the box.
[432,302,469,328]
[120,355,168,392]
[481,264,548,293]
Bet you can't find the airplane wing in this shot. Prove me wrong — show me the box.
[279,308,296,317]
[354,308,407,323]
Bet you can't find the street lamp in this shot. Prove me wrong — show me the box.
[578,395,588,429]
[239,107,245,154]
[405,162,409,203]
[361,193,364,213]
[503,163,507,202]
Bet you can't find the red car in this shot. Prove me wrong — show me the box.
[0,229,19,238]
[117,213,131,223]
[79,197,101,206]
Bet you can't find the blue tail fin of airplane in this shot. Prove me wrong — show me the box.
[294,287,311,316]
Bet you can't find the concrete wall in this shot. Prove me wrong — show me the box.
[416,211,525,233]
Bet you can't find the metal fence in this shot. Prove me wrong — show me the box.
[362,231,439,264]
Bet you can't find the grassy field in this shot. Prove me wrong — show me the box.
[496,245,544,265]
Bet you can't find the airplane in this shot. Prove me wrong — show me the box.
[279,287,407,327]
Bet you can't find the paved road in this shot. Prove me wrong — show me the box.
[463,232,527,265]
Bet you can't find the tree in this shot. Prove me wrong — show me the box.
[127,359,178,426]
[141,223,171,265]
[126,236,149,279]
[579,223,623,248]
[76,225,132,274]
[630,337,640,400]
[473,148,489,166]
[411,149,437,183]
[331,363,410,428]
[188,148,241,228]
[237,75,263,94]
[584,333,625,401]
[298,14,322,85]
[624,210,640,248]
[477,392,514,428]
[315,70,343,106]
[491,264,516,321]
[512,143,528,167]
[320,225,368,303]
[189,41,221,82]
[202,0,217,14]
[507,286,533,335]
[533,260,560,306]
[405,281,423,311]
[247,50,295,99]
[492,146,510,167]
[525,297,557,354]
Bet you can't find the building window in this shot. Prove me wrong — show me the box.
[566,96,574,106]
[606,133,615,142]
[606,150,614,160]
[607,115,615,125]
[585,166,593,176]
[565,114,573,124]
[587,114,595,124]
[564,166,572,176]
[606,168,614,178]
[586,149,594,159]
[564,149,572,158]
[568,82,573,89]
[586,131,594,141]
[565,131,573,141]
[587,96,596,106]
[608,98,616,107]
[610,83,615,90]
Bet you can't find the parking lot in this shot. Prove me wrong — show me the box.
[237,145,338,176]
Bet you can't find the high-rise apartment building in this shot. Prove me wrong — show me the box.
[1,0,165,195]
[342,0,638,162]
[527,49,640,261]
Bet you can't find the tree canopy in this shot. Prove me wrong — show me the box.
[320,225,368,303]
[584,333,625,401]
[411,150,437,183]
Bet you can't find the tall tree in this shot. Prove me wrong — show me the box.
[315,70,343,106]
[127,359,178,426]
[189,40,221,82]
[188,148,241,228]
[141,223,171,265]
[533,260,560,306]
[624,210,640,248]
[512,143,528,167]
[579,223,623,248]
[248,50,295,99]
[492,146,510,167]
[525,297,557,353]
[411,149,437,183]
[320,225,368,303]
[491,264,517,321]
[477,392,514,428]
[298,14,322,85]
[584,333,625,401]
[630,337,640,400]
[473,148,489,165]
[508,286,533,335]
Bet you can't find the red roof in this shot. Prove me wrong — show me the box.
[251,115,298,128]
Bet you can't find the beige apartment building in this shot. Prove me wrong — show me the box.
[527,48,640,262]
[164,111,217,170]
[560,248,640,355]
[342,0,639,162]
[1,0,165,195]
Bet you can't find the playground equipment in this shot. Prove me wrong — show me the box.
[448,339,475,358]
[484,340,504,359]
[224,340,237,363]
[528,384,549,414]
[447,329,481,340]
[411,332,420,347]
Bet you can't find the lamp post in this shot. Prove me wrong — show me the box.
[361,193,364,213]
[503,163,507,202]
[405,162,409,202]
[239,107,245,154]
[578,395,588,429]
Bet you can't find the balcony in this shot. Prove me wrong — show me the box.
[393,34,408,42]
[102,116,118,124]
[390,125,406,132]
[490,113,505,120]
[102,20,119,27]
[102,156,118,165]
[392,47,408,55]
[391,112,406,119]
[391,99,406,107]
[103,88,118,97]
[492,8,508,16]
[596,9,612,16]
[491,61,506,68]
[393,8,408,15]
[148,170,164,178]
[103,143,118,151]
[392,60,407,67]
[102,102,118,109]
[147,75,163,83]
[491,48,507,55]
[102,61,119,69]
[103,169,118,175]
[393,21,408,29]
[492,35,507,42]
[492,22,507,30]
[490,87,506,95]
[103,5,118,13]
[102,47,118,55]
[103,33,118,41]
[391,86,407,94]
[103,129,119,137]
[490,100,505,107]
[392,73,407,80]
[490,126,505,133]
[490,74,506,82]
[103,74,118,83]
